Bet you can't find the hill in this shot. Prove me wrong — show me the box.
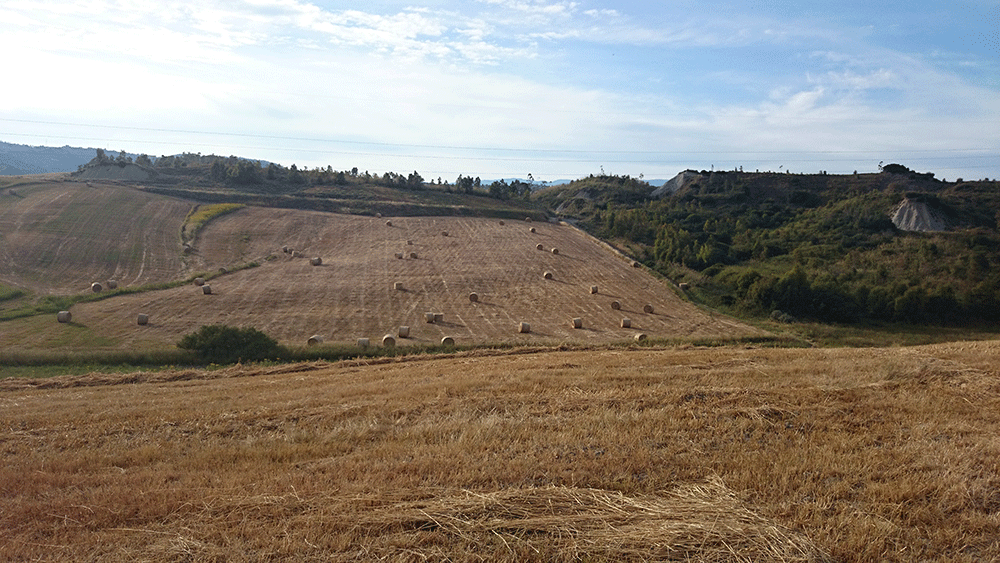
[536,168,1000,326]
[0,142,101,175]
[0,177,761,352]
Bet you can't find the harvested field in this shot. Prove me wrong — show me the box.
[2,340,999,561]
[0,180,191,293]
[3,207,761,350]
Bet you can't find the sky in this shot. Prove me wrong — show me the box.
[1,0,998,182]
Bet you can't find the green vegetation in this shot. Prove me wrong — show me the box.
[0,282,26,303]
[181,202,246,244]
[539,168,1000,327]
[177,324,285,364]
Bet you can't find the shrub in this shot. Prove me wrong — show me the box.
[177,324,283,364]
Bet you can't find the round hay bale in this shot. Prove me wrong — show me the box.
[137,313,149,326]
[310,257,322,266]
[282,245,289,253]
[382,334,396,347]
[409,252,418,259]
[518,322,531,334]
[469,292,479,303]
[499,220,505,225]
[425,312,436,323]
[543,271,553,280]
[529,227,536,233]
[643,304,654,314]
[631,260,641,268]
[193,277,205,286]
[621,318,632,328]
[536,243,544,250]
[219,267,227,274]
[393,282,403,290]
[395,252,404,259]
[590,285,598,294]
[634,333,648,342]
[357,337,370,348]
[525,217,532,222]
[375,212,382,219]
[385,220,393,227]
[398,326,410,338]
[407,240,413,245]
[57,310,72,323]
[106,280,118,290]
[433,312,444,323]
[292,251,302,258]
[307,335,324,346]
[611,300,621,310]
[572,317,583,329]
[442,231,449,237]
[91,282,103,293]
[440,336,455,346]
[202,284,212,295]
[679,282,690,290]
[551,248,559,255]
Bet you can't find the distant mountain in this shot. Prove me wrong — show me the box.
[0,141,101,175]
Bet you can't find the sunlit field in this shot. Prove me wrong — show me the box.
[3,341,998,561]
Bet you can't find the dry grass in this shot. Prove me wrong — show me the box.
[2,341,999,561]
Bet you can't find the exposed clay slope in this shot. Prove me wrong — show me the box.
[890,198,948,232]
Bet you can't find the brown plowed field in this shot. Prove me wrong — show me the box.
[0,180,192,293]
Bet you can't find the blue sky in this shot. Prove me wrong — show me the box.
[1,0,997,182]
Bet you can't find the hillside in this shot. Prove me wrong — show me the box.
[537,167,1000,326]
[0,177,761,352]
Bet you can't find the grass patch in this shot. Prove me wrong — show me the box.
[0,282,26,303]
[181,202,245,244]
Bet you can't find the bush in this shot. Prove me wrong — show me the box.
[177,324,283,364]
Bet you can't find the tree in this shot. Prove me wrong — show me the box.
[177,324,284,364]
[135,154,153,167]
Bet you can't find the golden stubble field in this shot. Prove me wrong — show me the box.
[2,341,999,562]
[1,183,763,351]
